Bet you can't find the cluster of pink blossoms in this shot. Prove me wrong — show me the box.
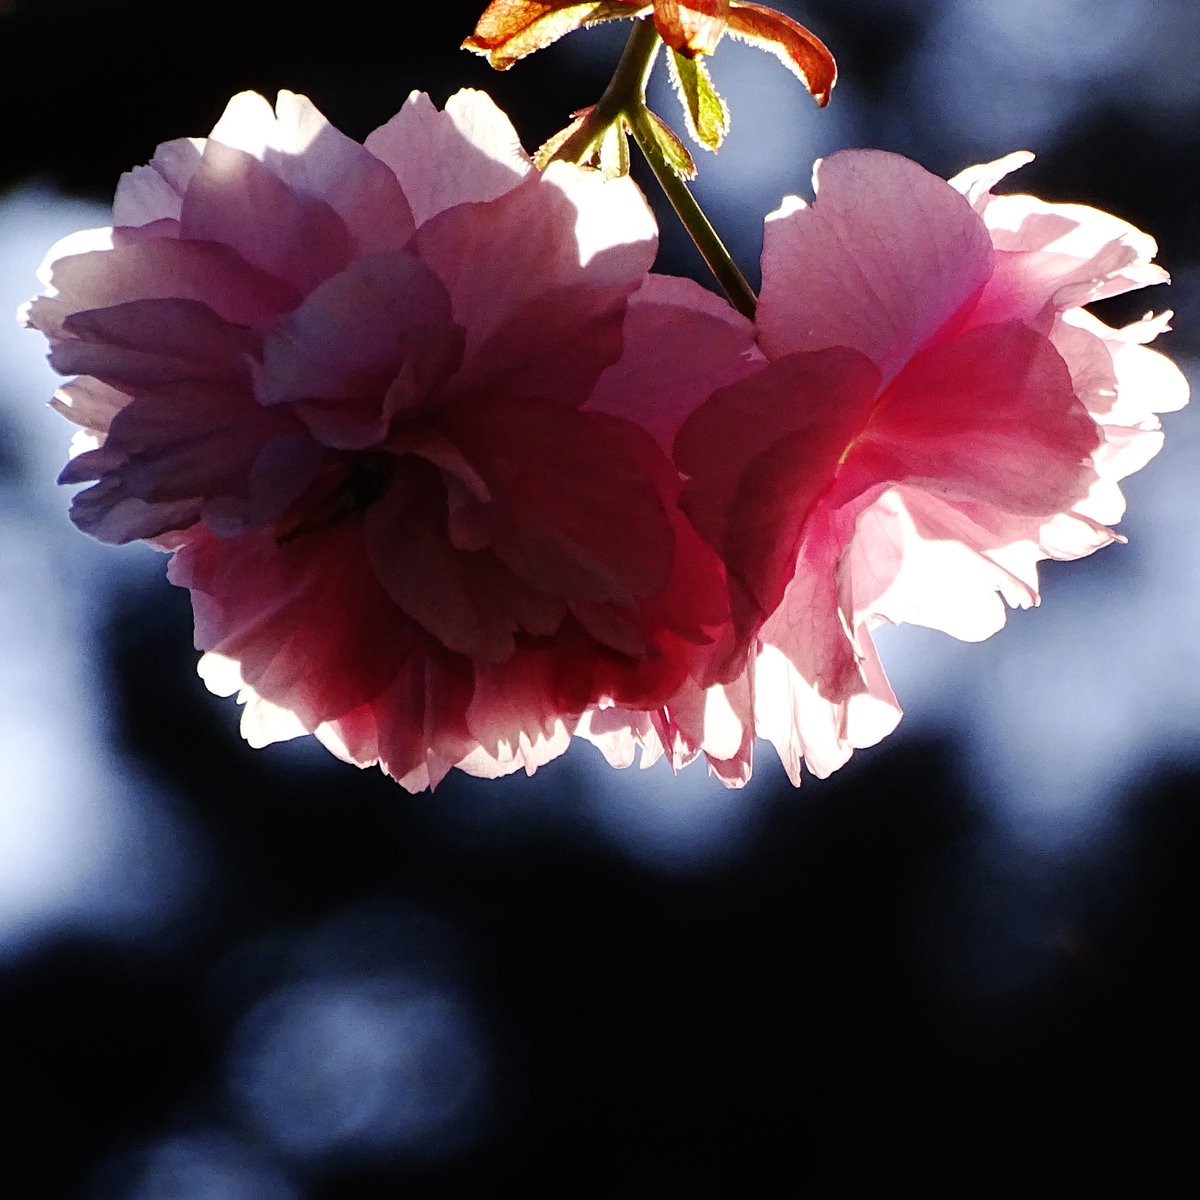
[22,88,1186,790]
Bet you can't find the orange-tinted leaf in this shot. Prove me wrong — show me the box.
[726,2,836,105]
[464,1,639,70]
[651,0,728,57]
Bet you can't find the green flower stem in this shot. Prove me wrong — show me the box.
[625,103,758,320]
[549,17,758,321]
[551,16,661,164]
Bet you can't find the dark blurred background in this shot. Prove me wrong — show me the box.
[1,1,1197,1195]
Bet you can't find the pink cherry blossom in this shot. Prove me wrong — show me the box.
[23,88,764,790]
[674,149,1188,785]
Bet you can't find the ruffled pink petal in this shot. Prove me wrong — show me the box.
[967,247,1167,334]
[363,462,546,664]
[660,669,755,782]
[171,522,414,729]
[758,149,994,381]
[954,163,1169,332]
[977,193,1168,303]
[759,504,865,706]
[113,137,204,228]
[576,705,665,770]
[755,506,904,784]
[66,476,205,545]
[364,89,531,229]
[949,150,1035,211]
[444,398,675,611]
[169,87,419,292]
[1046,309,1188,527]
[62,381,315,542]
[1056,309,1188,424]
[52,298,259,389]
[49,376,132,438]
[203,91,282,160]
[197,652,310,746]
[465,655,580,769]
[258,91,416,255]
[415,160,656,382]
[313,650,477,791]
[849,321,1100,517]
[27,233,299,333]
[200,92,415,256]
[753,631,900,783]
[180,138,352,295]
[257,251,460,447]
[455,724,574,782]
[844,487,1044,643]
[586,272,762,451]
[675,347,881,633]
[703,747,754,788]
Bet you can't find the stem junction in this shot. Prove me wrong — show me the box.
[549,18,757,321]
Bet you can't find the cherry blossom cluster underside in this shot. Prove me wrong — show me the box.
[21,89,1187,790]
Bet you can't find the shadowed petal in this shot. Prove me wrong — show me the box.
[586,272,761,450]
[258,251,460,447]
[852,321,1100,516]
[54,298,259,389]
[446,398,675,608]
[676,347,880,632]
[173,523,413,728]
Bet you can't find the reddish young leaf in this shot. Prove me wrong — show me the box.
[651,0,726,56]
[464,1,640,69]
[725,2,836,106]
[467,1,836,106]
